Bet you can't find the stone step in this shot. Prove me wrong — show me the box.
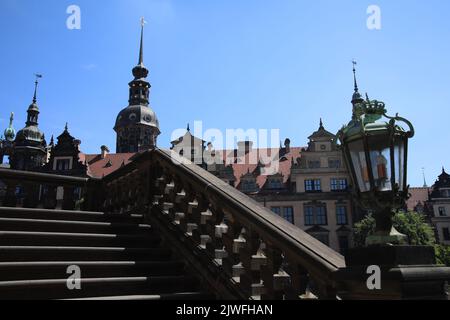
[0,276,199,300]
[0,231,161,247]
[64,292,214,300]
[0,246,173,262]
[0,207,144,223]
[0,217,152,234]
[0,261,186,281]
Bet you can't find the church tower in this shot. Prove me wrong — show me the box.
[114,18,160,153]
[10,75,47,170]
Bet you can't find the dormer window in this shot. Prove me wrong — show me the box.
[268,178,283,189]
[308,160,321,169]
[55,159,70,171]
[241,178,257,193]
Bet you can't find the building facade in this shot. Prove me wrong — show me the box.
[172,120,355,253]
[428,169,450,245]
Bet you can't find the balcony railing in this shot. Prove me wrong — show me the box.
[0,168,100,211]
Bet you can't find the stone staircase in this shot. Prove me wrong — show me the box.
[0,207,212,300]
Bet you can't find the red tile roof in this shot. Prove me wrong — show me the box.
[80,153,136,178]
[214,147,303,189]
[406,187,430,211]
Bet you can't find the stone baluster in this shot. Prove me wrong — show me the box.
[284,263,311,300]
[191,195,210,249]
[239,229,267,299]
[62,185,75,210]
[43,184,57,209]
[222,217,245,283]
[261,243,291,300]
[3,179,18,207]
[205,198,228,264]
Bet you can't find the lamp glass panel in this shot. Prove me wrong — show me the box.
[368,135,392,192]
[348,140,370,192]
[393,137,406,191]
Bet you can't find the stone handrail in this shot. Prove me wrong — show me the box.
[102,149,346,300]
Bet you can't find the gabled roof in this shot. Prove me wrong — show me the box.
[171,129,206,146]
[308,119,336,140]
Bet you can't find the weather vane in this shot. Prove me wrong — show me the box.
[140,17,147,27]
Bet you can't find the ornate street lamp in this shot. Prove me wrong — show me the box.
[338,94,414,246]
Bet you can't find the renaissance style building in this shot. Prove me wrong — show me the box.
[0,23,154,179]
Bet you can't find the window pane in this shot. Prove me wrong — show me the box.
[304,206,314,226]
[283,207,294,224]
[348,140,370,192]
[316,206,328,225]
[368,136,392,192]
[305,180,313,191]
[336,206,348,225]
[314,180,321,191]
[394,138,405,191]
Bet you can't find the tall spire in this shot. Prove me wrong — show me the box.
[33,74,43,104]
[352,60,359,93]
[138,17,146,66]
[351,60,363,105]
[132,18,149,80]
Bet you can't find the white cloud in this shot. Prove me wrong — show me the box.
[82,63,97,71]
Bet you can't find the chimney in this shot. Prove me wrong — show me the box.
[284,138,291,154]
[101,145,110,159]
[237,141,253,155]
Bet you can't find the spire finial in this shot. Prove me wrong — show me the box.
[9,112,14,127]
[187,123,190,132]
[319,118,324,129]
[138,17,147,66]
[352,60,359,93]
[65,122,68,131]
[33,74,43,103]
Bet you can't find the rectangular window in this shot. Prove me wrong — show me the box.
[439,207,447,217]
[283,207,294,224]
[305,180,313,191]
[56,159,70,171]
[331,178,348,191]
[305,179,321,192]
[316,206,328,225]
[443,228,450,241]
[336,205,348,225]
[304,206,314,226]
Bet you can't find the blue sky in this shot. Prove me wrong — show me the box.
[0,0,449,187]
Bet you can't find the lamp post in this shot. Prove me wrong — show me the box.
[335,93,450,300]
[338,94,414,246]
